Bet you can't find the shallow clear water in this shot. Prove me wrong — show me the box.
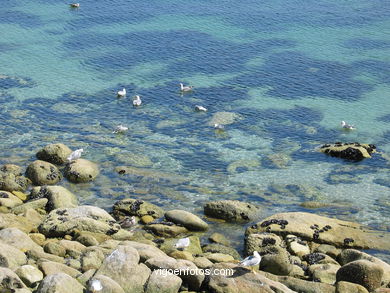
[1,0,390,257]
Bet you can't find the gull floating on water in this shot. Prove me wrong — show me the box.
[90,279,103,293]
[69,3,80,8]
[239,251,261,274]
[67,148,83,162]
[341,121,355,130]
[195,105,207,112]
[214,123,225,130]
[117,88,126,97]
[133,95,142,107]
[113,125,128,133]
[174,237,190,249]
[180,83,194,92]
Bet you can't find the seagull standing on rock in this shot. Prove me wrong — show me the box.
[89,279,103,293]
[117,88,126,97]
[239,251,261,274]
[67,149,83,162]
[341,121,355,130]
[174,237,190,249]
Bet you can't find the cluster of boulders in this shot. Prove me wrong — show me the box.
[0,143,389,293]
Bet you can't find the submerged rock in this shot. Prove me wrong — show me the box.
[36,143,72,165]
[204,200,259,223]
[319,143,376,161]
[64,159,99,183]
[246,212,390,251]
[26,160,62,186]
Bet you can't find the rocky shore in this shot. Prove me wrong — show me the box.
[0,143,389,293]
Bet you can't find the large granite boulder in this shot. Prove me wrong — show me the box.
[30,186,78,211]
[0,167,30,192]
[113,198,164,219]
[38,205,121,237]
[36,143,72,165]
[204,200,259,222]
[319,143,376,161]
[64,159,99,183]
[165,209,208,231]
[25,160,62,186]
[246,212,390,251]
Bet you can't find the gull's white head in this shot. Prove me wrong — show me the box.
[90,279,103,292]
[253,251,260,258]
[341,121,346,127]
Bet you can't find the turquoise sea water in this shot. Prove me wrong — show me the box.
[1,0,390,256]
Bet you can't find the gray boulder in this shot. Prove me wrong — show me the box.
[260,248,293,276]
[36,273,84,293]
[38,205,120,237]
[15,265,44,288]
[0,227,43,251]
[113,198,164,219]
[88,275,125,293]
[81,247,105,272]
[39,261,81,278]
[120,241,168,262]
[30,186,78,211]
[204,200,259,222]
[36,143,72,165]
[145,269,182,293]
[25,160,62,186]
[165,209,208,231]
[0,267,27,290]
[64,159,99,183]
[0,241,27,269]
[336,259,383,291]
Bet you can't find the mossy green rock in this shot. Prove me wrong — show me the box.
[26,160,62,186]
[36,143,72,165]
[113,198,164,219]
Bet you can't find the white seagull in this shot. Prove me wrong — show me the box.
[69,3,80,8]
[90,279,103,293]
[195,105,207,112]
[113,125,128,133]
[67,148,83,162]
[180,83,194,92]
[341,121,355,130]
[117,88,126,97]
[174,237,190,249]
[239,251,261,274]
[214,123,225,130]
[133,95,142,107]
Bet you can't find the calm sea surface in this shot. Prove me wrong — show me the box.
[1,0,390,257]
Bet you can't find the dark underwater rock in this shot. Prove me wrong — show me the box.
[319,143,376,161]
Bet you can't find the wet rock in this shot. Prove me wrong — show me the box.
[0,170,30,192]
[96,245,150,293]
[336,281,368,293]
[338,249,390,286]
[141,215,154,224]
[26,160,62,186]
[115,152,153,167]
[309,263,340,284]
[114,166,188,184]
[246,212,390,251]
[15,265,44,288]
[0,164,23,176]
[36,143,72,165]
[0,227,43,251]
[113,198,164,219]
[202,243,240,260]
[165,209,208,231]
[245,233,283,255]
[204,200,259,223]
[88,275,125,293]
[319,143,376,161]
[209,232,230,246]
[38,205,120,237]
[145,269,182,293]
[208,111,241,126]
[64,159,99,183]
[336,259,383,291]
[0,267,27,291]
[207,262,295,293]
[30,186,78,211]
[264,153,291,168]
[303,253,339,265]
[0,241,27,269]
[146,223,188,237]
[36,273,84,293]
[0,190,23,208]
[39,261,81,278]
[12,198,48,214]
